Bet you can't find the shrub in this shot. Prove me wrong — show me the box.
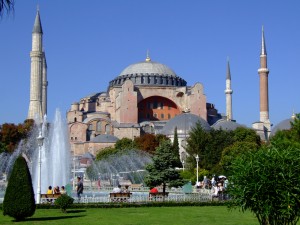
[55,194,74,213]
[228,143,300,225]
[3,156,35,221]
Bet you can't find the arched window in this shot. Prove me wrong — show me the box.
[105,124,111,134]
[97,121,101,132]
[74,117,77,122]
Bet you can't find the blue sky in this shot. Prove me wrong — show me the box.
[1,0,300,128]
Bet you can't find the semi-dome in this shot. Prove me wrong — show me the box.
[162,113,211,135]
[109,56,187,87]
[212,119,246,131]
[90,134,119,143]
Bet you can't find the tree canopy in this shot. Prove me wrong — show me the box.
[144,140,185,194]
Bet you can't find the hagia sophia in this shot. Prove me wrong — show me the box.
[27,10,294,160]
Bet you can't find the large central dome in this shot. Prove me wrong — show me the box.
[119,59,177,77]
[109,56,187,87]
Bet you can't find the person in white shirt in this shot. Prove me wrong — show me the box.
[112,185,122,193]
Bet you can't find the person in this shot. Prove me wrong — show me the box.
[46,186,53,203]
[60,186,66,194]
[122,185,130,193]
[47,186,53,194]
[211,185,219,199]
[112,184,122,193]
[149,187,158,194]
[77,177,84,201]
[53,186,60,194]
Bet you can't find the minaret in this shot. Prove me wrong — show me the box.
[225,58,233,120]
[258,26,270,123]
[42,52,48,116]
[28,9,43,121]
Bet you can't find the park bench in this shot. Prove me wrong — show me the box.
[40,193,61,203]
[109,192,132,202]
[149,192,169,201]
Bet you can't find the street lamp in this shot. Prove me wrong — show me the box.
[36,132,44,204]
[195,154,199,185]
[182,160,185,171]
[73,156,76,190]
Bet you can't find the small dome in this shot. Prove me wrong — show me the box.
[90,134,119,143]
[162,113,211,135]
[271,118,294,136]
[212,119,245,131]
[81,152,95,159]
[120,60,177,77]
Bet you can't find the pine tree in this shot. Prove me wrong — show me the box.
[3,156,36,221]
[145,140,185,195]
[172,126,182,167]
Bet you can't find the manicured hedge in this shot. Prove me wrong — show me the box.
[10,201,228,209]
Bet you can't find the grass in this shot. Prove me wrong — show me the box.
[0,206,260,225]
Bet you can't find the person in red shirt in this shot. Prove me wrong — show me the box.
[150,187,158,193]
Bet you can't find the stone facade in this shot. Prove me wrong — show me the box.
[67,56,218,156]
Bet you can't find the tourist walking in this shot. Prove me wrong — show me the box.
[77,177,84,201]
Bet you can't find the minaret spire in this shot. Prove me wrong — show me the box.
[28,9,44,121]
[261,26,267,55]
[32,8,43,34]
[225,57,233,120]
[258,26,270,122]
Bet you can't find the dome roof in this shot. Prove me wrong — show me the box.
[270,117,294,136]
[109,57,187,87]
[81,152,95,159]
[212,119,246,131]
[162,113,211,135]
[90,134,119,143]
[119,60,177,77]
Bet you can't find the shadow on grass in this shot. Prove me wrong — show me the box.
[67,210,86,213]
[23,215,85,222]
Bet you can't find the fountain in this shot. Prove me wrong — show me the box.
[0,109,71,196]
[88,149,152,187]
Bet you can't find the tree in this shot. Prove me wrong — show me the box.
[0,0,14,16]
[232,127,261,146]
[144,140,185,195]
[115,137,134,150]
[227,143,300,225]
[3,156,35,221]
[172,127,182,167]
[185,122,210,169]
[134,133,168,154]
[219,141,258,174]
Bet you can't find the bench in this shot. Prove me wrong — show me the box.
[40,194,61,203]
[149,192,169,201]
[109,192,132,202]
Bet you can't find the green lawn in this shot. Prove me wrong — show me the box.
[0,206,260,225]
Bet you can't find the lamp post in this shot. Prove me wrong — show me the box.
[36,132,44,204]
[195,154,199,185]
[182,160,185,171]
[73,156,76,190]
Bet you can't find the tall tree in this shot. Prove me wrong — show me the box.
[185,122,210,169]
[145,140,185,195]
[172,127,182,167]
[3,156,36,221]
